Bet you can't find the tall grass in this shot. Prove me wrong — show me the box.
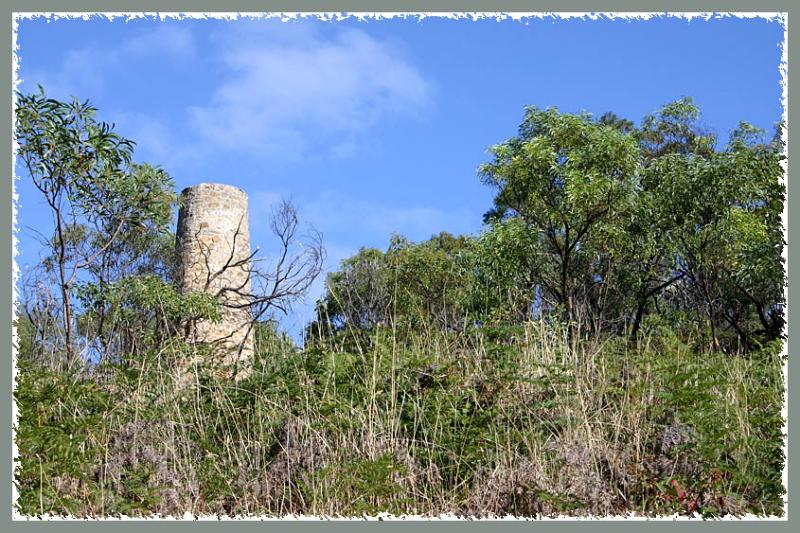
[13,316,785,517]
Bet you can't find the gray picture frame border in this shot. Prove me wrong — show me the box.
[1,1,794,529]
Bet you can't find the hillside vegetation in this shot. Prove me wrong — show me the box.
[13,89,786,517]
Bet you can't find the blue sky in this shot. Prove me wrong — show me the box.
[14,14,785,337]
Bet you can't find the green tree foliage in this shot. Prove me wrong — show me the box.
[466,217,542,322]
[15,87,177,366]
[316,98,784,354]
[311,247,391,338]
[309,232,476,342]
[479,106,641,328]
[387,232,473,331]
[75,275,221,359]
[636,97,717,160]
[631,101,785,350]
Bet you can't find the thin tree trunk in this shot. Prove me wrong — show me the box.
[631,297,647,339]
[54,205,75,367]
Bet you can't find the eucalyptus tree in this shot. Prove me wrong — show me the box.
[636,96,717,161]
[618,98,715,337]
[15,87,175,365]
[467,218,543,323]
[313,247,391,337]
[479,106,641,331]
[649,122,785,350]
[621,98,785,350]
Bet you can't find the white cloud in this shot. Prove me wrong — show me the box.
[189,27,432,156]
[118,25,195,57]
[97,110,213,178]
[19,21,432,170]
[20,25,196,101]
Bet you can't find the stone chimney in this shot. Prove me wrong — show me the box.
[175,183,254,379]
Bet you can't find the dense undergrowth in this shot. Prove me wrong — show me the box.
[14,319,785,518]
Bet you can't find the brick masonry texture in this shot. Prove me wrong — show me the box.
[175,183,254,378]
